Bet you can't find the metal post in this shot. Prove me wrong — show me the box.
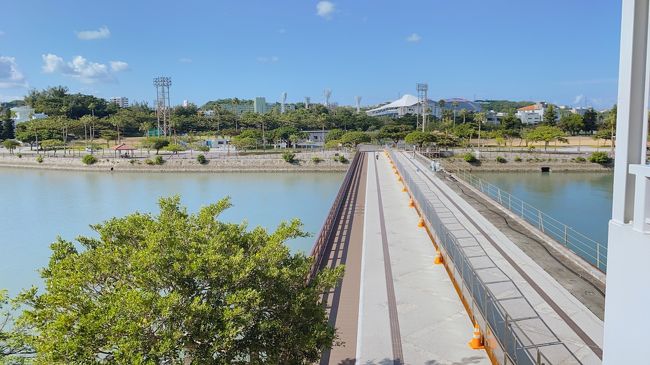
[564,226,568,246]
[597,244,601,270]
[539,211,544,231]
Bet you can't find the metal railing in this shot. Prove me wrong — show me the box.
[308,151,362,281]
[390,150,581,365]
[450,167,607,272]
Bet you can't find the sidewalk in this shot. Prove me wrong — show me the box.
[355,151,489,364]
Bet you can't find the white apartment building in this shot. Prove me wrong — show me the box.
[109,97,129,108]
[516,103,547,124]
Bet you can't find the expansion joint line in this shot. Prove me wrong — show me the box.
[373,156,404,365]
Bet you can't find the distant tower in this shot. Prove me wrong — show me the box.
[305,96,311,110]
[153,77,172,136]
[281,92,288,113]
[417,83,429,132]
[355,96,362,113]
[324,89,332,108]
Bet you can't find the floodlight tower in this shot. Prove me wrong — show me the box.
[153,77,172,136]
[324,89,332,108]
[417,83,429,132]
[355,96,362,113]
[281,92,288,114]
[305,96,311,110]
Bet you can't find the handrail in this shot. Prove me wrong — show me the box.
[445,163,608,272]
[308,151,362,281]
[390,149,582,365]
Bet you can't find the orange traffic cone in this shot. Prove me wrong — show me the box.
[468,324,485,350]
[408,198,415,207]
[402,185,408,192]
[433,250,443,264]
[417,217,425,227]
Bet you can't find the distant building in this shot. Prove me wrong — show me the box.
[516,103,547,124]
[485,110,506,125]
[571,106,592,116]
[296,130,328,148]
[366,94,441,118]
[254,97,268,114]
[182,100,189,107]
[109,97,129,108]
[10,106,47,124]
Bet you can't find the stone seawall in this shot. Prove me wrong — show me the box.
[0,151,351,173]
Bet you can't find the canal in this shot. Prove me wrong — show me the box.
[0,168,343,295]
[473,171,613,249]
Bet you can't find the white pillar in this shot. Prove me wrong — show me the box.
[603,0,650,363]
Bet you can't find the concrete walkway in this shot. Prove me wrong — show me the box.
[394,151,603,365]
[356,152,489,364]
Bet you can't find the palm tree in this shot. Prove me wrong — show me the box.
[474,112,486,155]
[451,101,459,126]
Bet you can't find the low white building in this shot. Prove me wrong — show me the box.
[10,106,47,124]
[516,103,546,124]
[366,94,441,118]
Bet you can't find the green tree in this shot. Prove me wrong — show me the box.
[1,119,15,140]
[2,139,20,154]
[377,125,412,144]
[525,125,568,151]
[232,137,257,151]
[582,108,598,132]
[404,131,435,148]
[15,197,343,364]
[339,131,370,147]
[325,128,345,142]
[558,113,584,135]
[543,104,558,125]
[165,143,186,154]
[142,137,170,154]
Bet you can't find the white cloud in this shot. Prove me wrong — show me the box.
[0,56,27,89]
[406,33,422,43]
[110,61,129,72]
[76,26,110,40]
[316,1,335,18]
[573,94,585,105]
[257,56,279,63]
[179,57,193,63]
[41,54,127,83]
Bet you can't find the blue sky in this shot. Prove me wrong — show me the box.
[0,1,622,109]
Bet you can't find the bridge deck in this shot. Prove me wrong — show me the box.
[319,150,603,365]
[322,151,489,365]
[393,150,603,364]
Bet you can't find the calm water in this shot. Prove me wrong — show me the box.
[473,172,613,246]
[0,168,342,295]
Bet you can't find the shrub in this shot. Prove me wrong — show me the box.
[575,156,586,163]
[589,151,611,164]
[36,155,44,163]
[311,156,323,164]
[144,159,155,165]
[496,156,507,163]
[153,155,165,165]
[514,156,522,162]
[129,159,137,165]
[82,154,98,165]
[196,154,208,165]
[338,156,349,164]
[282,152,296,163]
[16,153,22,158]
[196,145,210,152]
[462,152,477,163]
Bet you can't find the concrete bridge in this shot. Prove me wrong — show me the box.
[310,149,604,365]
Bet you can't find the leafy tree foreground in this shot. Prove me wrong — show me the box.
[4,197,342,364]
